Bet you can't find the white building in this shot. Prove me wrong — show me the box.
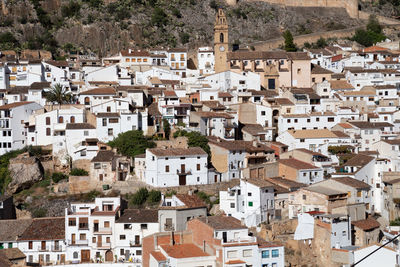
[198,47,215,75]
[144,147,208,187]
[0,101,42,155]
[219,179,275,227]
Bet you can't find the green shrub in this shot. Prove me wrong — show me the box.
[61,1,81,18]
[70,168,89,176]
[130,188,149,206]
[52,172,69,183]
[32,207,47,218]
[147,190,161,203]
[38,179,51,187]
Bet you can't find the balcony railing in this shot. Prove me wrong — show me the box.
[222,236,257,244]
[38,246,49,252]
[177,169,191,175]
[97,243,111,249]
[94,227,112,235]
[68,239,89,246]
[129,240,141,247]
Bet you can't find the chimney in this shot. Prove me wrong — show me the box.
[203,240,206,252]
[128,49,132,54]
[188,190,193,196]
[153,235,158,250]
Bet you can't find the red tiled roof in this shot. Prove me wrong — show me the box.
[160,244,209,258]
[80,87,116,95]
[338,123,353,129]
[279,158,318,170]
[331,54,343,62]
[0,101,34,110]
[163,90,178,97]
[352,218,380,231]
[150,251,166,262]
[18,217,65,241]
[175,194,207,209]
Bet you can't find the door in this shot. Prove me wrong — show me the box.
[105,250,113,262]
[214,175,218,183]
[41,241,46,250]
[71,234,75,245]
[81,250,90,263]
[222,232,227,243]
[60,254,65,264]
[97,236,102,248]
[179,175,186,186]
[99,174,103,181]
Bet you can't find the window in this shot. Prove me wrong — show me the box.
[248,201,253,207]
[73,252,78,259]
[230,203,235,208]
[46,128,51,136]
[104,221,110,228]
[84,131,89,136]
[108,128,113,136]
[46,117,50,125]
[136,250,142,256]
[94,163,101,169]
[272,249,279,258]
[302,195,306,200]
[165,165,169,172]
[262,250,270,258]
[248,192,252,196]
[68,218,76,226]
[120,235,126,240]
[141,224,148,230]
[80,234,86,240]
[300,139,305,143]
[227,250,237,258]
[92,237,96,243]
[29,241,33,249]
[58,116,64,123]
[197,164,200,171]
[357,191,362,197]
[342,231,346,236]
[120,249,125,255]
[106,237,110,243]
[243,249,252,257]
[328,117,334,122]
[102,118,107,126]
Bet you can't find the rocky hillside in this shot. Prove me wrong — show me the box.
[0,0,364,57]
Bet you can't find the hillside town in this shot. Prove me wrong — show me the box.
[2,5,400,267]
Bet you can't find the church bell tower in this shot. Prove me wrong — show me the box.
[214,8,229,73]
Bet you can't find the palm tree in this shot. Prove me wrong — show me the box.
[45,83,72,104]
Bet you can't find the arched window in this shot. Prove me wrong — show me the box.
[220,33,224,43]
[58,116,64,123]
[73,252,78,259]
[70,116,75,123]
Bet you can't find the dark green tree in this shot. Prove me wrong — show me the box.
[283,30,297,52]
[45,84,72,104]
[108,130,156,158]
[151,7,168,27]
[162,119,171,140]
[130,188,149,206]
[173,130,211,162]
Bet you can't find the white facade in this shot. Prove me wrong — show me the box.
[144,148,208,187]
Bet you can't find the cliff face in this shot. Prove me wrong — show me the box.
[0,0,362,57]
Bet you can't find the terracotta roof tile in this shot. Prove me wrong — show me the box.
[66,123,96,130]
[150,251,166,262]
[160,243,209,258]
[0,101,34,110]
[343,154,374,167]
[0,248,25,260]
[175,194,207,209]
[197,215,246,230]
[192,111,233,119]
[352,217,380,231]
[0,219,32,241]
[332,177,370,190]
[279,158,318,170]
[18,217,65,241]
[79,87,116,95]
[91,150,115,162]
[148,147,207,157]
[117,209,158,223]
[330,80,354,90]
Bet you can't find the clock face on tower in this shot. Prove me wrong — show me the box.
[219,45,225,52]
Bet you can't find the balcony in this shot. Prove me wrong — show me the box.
[177,169,191,175]
[129,240,141,247]
[38,246,49,252]
[221,236,257,245]
[97,243,111,249]
[68,239,89,246]
[94,227,112,235]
